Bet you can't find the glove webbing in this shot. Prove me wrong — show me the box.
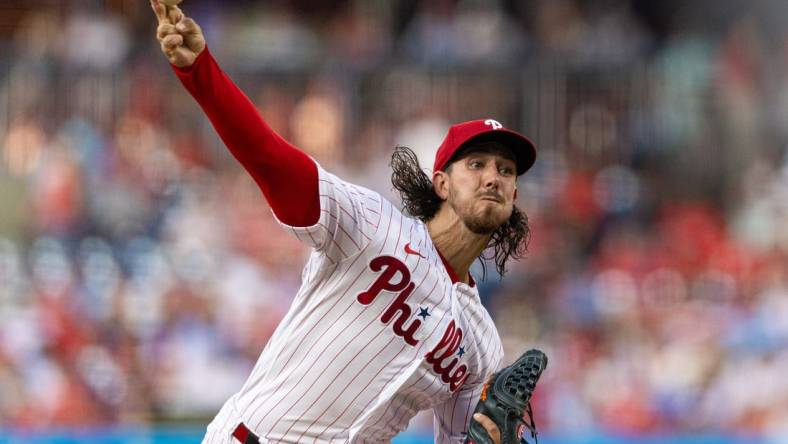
[498,349,545,444]
[465,349,547,444]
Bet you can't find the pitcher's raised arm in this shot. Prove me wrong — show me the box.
[150,0,320,228]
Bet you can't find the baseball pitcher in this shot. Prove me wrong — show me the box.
[152,1,542,443]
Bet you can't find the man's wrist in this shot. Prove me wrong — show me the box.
[171,45,209,74]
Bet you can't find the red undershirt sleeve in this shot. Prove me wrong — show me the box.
[171,46,320,227]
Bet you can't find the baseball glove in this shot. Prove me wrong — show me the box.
[464,349,548,444]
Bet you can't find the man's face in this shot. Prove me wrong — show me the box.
[441,147,518,234]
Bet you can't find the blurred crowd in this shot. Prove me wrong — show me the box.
[1,0,787,439]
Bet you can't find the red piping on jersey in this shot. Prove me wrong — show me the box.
[435,248,476,287]
[172,47,319,227]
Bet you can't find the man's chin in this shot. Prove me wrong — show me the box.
[462,212,507,235]
[466,223,498,235]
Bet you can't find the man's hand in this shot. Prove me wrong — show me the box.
[473,413,501,444]
[151,0,205,67]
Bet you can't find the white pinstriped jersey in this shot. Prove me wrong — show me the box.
[203,166,504,444]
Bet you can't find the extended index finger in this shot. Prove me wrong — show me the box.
[150,0,169,24]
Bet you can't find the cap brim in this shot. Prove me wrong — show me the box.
[459,129,537,175]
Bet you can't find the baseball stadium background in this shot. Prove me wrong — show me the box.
[1,0,787,443]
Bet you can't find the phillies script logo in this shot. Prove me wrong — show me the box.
[357,255,469,392]
[425,319,468,391]
[357,256,423,346]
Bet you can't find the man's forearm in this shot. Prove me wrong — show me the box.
[172,47,320,227]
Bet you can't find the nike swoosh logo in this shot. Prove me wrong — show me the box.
[404,242,426,259]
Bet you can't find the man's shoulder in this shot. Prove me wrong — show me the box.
[317,166,401,214]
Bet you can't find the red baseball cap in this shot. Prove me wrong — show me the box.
[432,119,537,175]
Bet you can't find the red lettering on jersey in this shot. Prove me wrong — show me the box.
[358,255,422,346]
[380,282,421,346]
[357,256,411,305]
[425,320,469,392]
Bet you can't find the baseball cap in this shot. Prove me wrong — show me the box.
[433,119,537,176]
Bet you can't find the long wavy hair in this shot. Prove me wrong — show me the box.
[390,145,530,279]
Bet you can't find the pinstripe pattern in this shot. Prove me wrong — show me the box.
[201,166,504,444]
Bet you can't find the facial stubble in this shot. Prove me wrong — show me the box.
[448,188,510,235]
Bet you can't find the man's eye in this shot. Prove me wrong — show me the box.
[469,161,483,168]
[499,167,514,175]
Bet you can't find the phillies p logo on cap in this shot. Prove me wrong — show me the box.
[433,119,537,175]
[484,119,503,130]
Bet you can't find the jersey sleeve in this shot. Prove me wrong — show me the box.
[432,384,485,444]
[275,165,382,264]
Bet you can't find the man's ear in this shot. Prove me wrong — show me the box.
[514,187,518,200]
[432,170,449,200]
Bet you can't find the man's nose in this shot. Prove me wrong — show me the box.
[482,165,501,189]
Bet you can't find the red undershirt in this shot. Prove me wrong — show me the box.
[173,47,319,227]
[173,47,470,286]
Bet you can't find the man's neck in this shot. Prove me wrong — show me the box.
[426,207,491,284]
